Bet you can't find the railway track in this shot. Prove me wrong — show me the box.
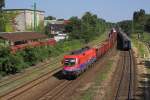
[36,45,117,100]
[0,55,62,83]
[0,42,116,100]
[0,56,62,96]
[0,40,105,99]
[0,40,103,89]
[114,50,136,100]
[0,66,62,100]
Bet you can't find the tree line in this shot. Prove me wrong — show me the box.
[65,12,108,43]
[118,9,150,35]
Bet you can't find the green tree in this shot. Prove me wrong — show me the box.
[0,0,5,9]
[118,20,132,35]
[44,16,56,20]
[133,9,146,33]
[0,0,5,32]
[65,12,107,43]
[145,18,150,32]
[66,16,82,40]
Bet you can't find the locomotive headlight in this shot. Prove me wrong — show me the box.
[70,59,75,62]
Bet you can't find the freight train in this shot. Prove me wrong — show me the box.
[62,28,117,77]
[118,31,131,50]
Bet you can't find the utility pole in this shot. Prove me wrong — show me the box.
[33,2,37,31]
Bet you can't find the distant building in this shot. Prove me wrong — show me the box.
[49,24,65,35]
[4,9,45,32]
[54,33,68,42]
[0,32,48,46]
[44,20,64,26]
[44,19,70,41]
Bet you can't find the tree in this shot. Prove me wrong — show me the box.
[67,16,82,40]
[66,12,107,43]
[44,16,56,20]
[0,0,5,9]
[145,18,150,32]
[133,9,146,33]
[0,0,5,32]
[118,20,132,35]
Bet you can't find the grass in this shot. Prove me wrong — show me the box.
[132,32,150,73]
[87,32,107,47]
[131,34,149,58]
[142,32,150,42]
[80,59,114,100]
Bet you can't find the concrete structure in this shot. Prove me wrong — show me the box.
[4,9,45,32]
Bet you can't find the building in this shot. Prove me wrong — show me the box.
[54,33,68,42]
[44,20,64,26]
[0,32,48,46]
[4,9,45,32]
[0,32,57,52]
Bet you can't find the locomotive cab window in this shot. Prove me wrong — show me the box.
[64,58,76,66]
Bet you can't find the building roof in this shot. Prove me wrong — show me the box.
[0,32,48,42]
[4,9,45,13]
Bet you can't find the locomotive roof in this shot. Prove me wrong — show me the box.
[119,31,130,41]
[70,46,90,55]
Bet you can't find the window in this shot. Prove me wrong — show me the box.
[64,58,76,66]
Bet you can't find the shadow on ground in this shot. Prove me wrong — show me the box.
[53,70,76,81]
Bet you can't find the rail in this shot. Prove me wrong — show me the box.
[115,50,135,100]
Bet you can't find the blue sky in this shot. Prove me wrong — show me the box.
[6,0,150,22]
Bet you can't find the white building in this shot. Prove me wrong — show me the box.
[54,33,68,42]
[4,9,45,32]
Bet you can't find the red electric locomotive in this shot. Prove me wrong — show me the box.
[62,46,97,76]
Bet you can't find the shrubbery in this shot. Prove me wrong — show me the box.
[0,40,83,76]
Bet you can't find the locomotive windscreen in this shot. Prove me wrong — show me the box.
[64,58,76,66]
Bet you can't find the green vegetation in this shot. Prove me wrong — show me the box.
[131,34,149,58]
[0,0,5,32]
[0,11,18,32]
[0,40,84,76]
[117,20,132,35]
[65,12,109,43]
[0,0,19,32]
[44,16,56,20]
[142,32,150,42]
[118,9,150,36]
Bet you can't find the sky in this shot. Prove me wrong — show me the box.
[5,0,150,22]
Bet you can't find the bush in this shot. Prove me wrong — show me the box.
[19,48,41,66]
[0,47,26,74]
[0,39,84,76]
